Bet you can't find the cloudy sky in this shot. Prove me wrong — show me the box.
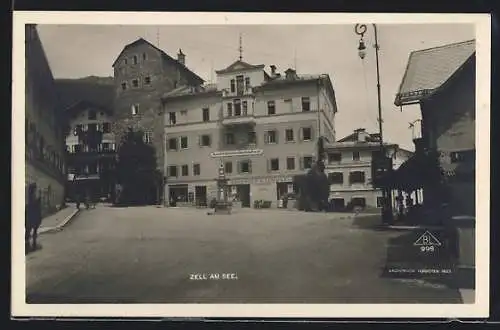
[37,23,474,150]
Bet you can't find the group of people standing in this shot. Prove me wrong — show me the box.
[25,183,41,252]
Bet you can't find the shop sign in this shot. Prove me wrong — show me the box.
[210,149,264,158]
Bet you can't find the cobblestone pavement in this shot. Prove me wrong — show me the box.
[26,205,462,304]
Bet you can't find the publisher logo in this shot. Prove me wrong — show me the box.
[414,230,442,252]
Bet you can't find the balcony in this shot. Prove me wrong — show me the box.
[222,86,253,98]
[222,114,256,126]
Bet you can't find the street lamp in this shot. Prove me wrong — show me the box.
[354,23,394,225]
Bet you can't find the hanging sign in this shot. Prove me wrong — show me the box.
[210,149,263,158]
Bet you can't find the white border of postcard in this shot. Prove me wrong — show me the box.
[12,11,491,318]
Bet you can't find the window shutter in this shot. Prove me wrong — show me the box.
[299,128,303,142]
[264,131,268,144]
[237,161,241,174]
[198,135,201,146]
[275,130,279,144]
[248,160,252,173]
[310,127,315,141]
[299,157,304,170]
[267,159,271,173]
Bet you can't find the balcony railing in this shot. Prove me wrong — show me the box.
[221,113,256,126]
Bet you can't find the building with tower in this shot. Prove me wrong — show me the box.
[162,53,338,207]
[111,38,205,203]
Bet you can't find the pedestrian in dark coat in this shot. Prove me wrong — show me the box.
[25,184,42,252]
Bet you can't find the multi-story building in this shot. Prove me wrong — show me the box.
[325,128,413,210]
[64,101,117,201]
[162,60,338,207]
[111,38,204,203]
[25,24,66,216]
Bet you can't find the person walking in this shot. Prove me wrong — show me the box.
[25,183,42,252]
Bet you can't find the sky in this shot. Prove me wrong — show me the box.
[37,24,475,150]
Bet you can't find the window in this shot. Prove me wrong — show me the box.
[200,134,211,147]
[248,131,256,144]
[103,123,111,133]
[376,197,384,208]
[349,171,366,184]
[193,164,201,176]
[180,136,188,149]
[124,58,128,65]
[168,165,178,177]
[351,197,366,208]
[301,97,311,111]
[286,157,295,170]
[74,145,82,153]
[227,103,233,117]
[225,161,233,174]
[353,151,360,161]
[88,110,97,120]
[121,82,127,90]
[168,138,178,150]
[242,101,248,115]
[181,165,189,176]
[302,127,312,141]
[267,101,276,115]
[303,156,313,169]
[169,112,177,125]
[133,55,138,64]
[132,79,139,88]
[450,150,475,163]
[329,153,342,162]
[143,131,153,144]
[142,53,147,61]
[239,160,252,174]
[144,76,151,85]
[285,129,294,142]
[234,99,242,116]
[202,107,210,122]
[131,104,139,116]
[225,133,235,145]
[180,110,187,116]
[270,158,280,171]
[102,143,110,152]
[265,130,277,144]
[230,79,236,93]
[328,172,343,184]
[236,75,244,95]
[245,77,251,87]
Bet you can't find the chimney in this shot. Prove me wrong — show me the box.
[270,65,277,76]
[177,49,186,66]
[285,68,297,80]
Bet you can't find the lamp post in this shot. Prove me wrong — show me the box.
[354,23,393,225]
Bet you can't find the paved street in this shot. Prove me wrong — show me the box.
[26,205,462,304]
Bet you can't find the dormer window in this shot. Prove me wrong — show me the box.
[230,79,236,93]
[133,55,138,65]
[142,53,147,61]
[124,58,128,65]
[245,77,251,87]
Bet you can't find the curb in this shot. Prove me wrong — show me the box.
[39,209,81,234]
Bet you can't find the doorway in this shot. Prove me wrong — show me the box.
[330,198,345,211]
[231,184,250,207]
[195,185,207,206]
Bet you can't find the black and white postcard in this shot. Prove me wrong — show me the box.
[12,12,490,318]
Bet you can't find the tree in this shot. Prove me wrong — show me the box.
[114,128,160,205]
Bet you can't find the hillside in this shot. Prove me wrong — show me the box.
[55,76,115,111]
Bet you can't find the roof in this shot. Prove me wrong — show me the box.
[55,76,115,112]
[325,141,397,151]
[215,60,265,75]
[337,130,381,143]
[255,73,337,112]
[394,39,475,106]
[161,84,220,103]
[64,100,113,117]
[112,38,204,84]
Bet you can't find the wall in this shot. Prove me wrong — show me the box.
[421,57,475,215]
[66,108,115,149]
[25,24,66,215]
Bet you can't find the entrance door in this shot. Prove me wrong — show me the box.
[195,185,207,206]
[331,198,345,211]
[238,184,251,207]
